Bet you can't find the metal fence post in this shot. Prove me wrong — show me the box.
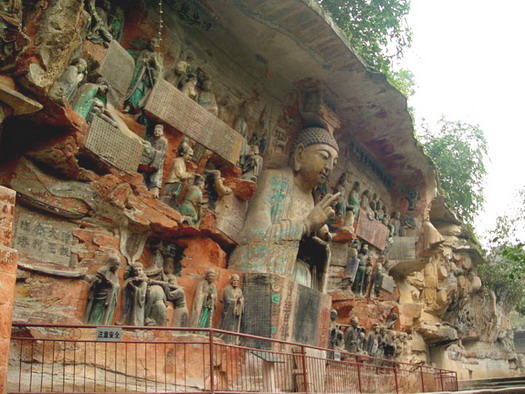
[300,345,309,393]
[420,365,425,392]
[356,357,363,393]
[209,329,215,394]
[393,362,399,393]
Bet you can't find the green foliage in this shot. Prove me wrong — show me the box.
[318,0,413,93]
[480,192,525,311]
[419,118,488,225]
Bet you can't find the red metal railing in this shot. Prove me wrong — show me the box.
[7,322,458,393]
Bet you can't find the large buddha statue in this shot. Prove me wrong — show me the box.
[229,127,339,290]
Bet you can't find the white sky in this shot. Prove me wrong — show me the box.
[401,0,525,238]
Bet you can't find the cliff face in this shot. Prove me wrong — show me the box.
[0,0,518,382]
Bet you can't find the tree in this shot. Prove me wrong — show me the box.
[318,0,413,87]
[418,118,488,225]
[480,189,525,311]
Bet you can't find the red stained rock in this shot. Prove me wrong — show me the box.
[178,238,227,269]
[224,177,256,201]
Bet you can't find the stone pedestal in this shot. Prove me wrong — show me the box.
[240,273,331,349]
[0,186,18,394]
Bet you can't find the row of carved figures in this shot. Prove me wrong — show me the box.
[329,313,402,361]
[84,254,244,344]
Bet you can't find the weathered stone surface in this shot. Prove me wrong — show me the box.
[355,214,389,250]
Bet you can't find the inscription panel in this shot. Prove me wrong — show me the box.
[98,41,135,100]
[293,285,321,346]
[216,195,248,244]
[242,274,272,349]
[387,236,418,262]
[145,79,242,165]
[14,207,75,266]
[330,243,349,267]
[86,116,143,172]
[355,214,389,250]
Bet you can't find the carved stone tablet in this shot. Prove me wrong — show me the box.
[98,41,135,101]
[241,274,273,349]
[144,79,243,165]
[381,276,396,293]
[293,285,321,346]
[355,214,389,250]
[387,236,418,262]
[14,206,76,266]
[330,243,349,267]
[216,194,248,244]
[86,116,143,172]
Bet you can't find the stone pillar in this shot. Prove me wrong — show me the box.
[0,186,18,394]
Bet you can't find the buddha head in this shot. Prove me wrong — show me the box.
[291,127,339,190]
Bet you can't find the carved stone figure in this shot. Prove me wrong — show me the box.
[229,127,339,281]
[122,263,148,326]
[180,174,204,224]
[388,211,402,237]
[107,2,124,42]
[376,200,385,221]
[85,0,113,46]
[343,246,359,288]
[328,310,345,357]
[180,73,198,99]
[348,181,361,221]
[344,316,362,353]
[49,58,88,104]
[361,257,373,297]
[166,273,189,327]
[352,244,369,296]
[241,144,263,183]
[365,323,381,357]
[71,78,111,122]
[0,0,28,71]
[219,274,244,344]
[168,59,190,89]
[234,100,250,166]
[144,279,168,326]
[344,206,355,232]
[190,269,218,328]
[144,124,168,199]
[162,140,194,209]
[196,78,218,116]
[84,254,120,325]
[205,169,232,211]
[383,330,397,360]
[373,260,386,298]
[124,37,164,114]
[333,173,347,218]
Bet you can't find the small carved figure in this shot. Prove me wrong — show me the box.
[180,73,198,99]
[162,140,194,209]
[107,2,124,42]
[84,254,120,325]
[348,181,361,220]
[352,244,369,296]
[180,174,205,224]
[235,100,250,166]
[71,78,111,122]
[361,257,373,297]
[370,193,378,214]
[122,263,148,326]
[205,169,232,211]
[328,310,345,358]
[144,124,168,198]
[85,0,113,46]
[343,246,359,289]
[144,279,168,326]
[196,77,218,116]
[376,200,385,221]
[365,323,381,357]
[344,316,361,353]
[388,211,402,237]
[190,269,218,328]
[219,274,244,344]
[49,58,88,104]
[333,173,347,218]
[344,205,356,232]
[241,144,263,183]
[372,259,386,298]
[168,59,190,89]
[124,36,164,114]
[166,273,189,327]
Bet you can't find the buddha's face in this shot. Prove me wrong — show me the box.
[294,143,338,189]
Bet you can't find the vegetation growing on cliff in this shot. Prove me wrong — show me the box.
[318,0,415,96]
[419,118,488,226]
